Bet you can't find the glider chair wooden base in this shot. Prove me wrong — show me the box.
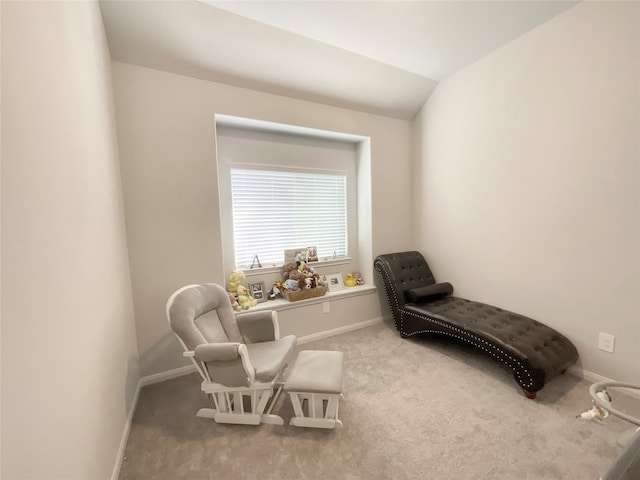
[194,376,286,426]
[167,283,297,426]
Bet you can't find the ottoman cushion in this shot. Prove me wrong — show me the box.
[285,350,344,394]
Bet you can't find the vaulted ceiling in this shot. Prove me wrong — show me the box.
[99,0,579,120]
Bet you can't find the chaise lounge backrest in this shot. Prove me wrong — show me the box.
[374,251,437,315]
[374,250,580,399]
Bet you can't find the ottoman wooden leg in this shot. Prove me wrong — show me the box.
[284,350,345,429]
[288,392,343,429]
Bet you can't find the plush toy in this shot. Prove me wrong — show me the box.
[282,262,320,292]
[283,278,300,292]
[228,292,242,312]
[268,281,282,300]
[227,271,245,293]
[344,273,357,287]
[236,285,258,309]
[289,269,305,287]
[354,272,364,286]
[282,263,298,280]
[302,277,317,289]
[299,261,317,277]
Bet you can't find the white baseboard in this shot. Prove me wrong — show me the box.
[296,317,383,345]
[136,317,384,387]
[110,316,382,477]
[112,323,634,479]
[110,363,200,480]
[111,381,142,480]
[568,366,640,400]
[140,364,196,387]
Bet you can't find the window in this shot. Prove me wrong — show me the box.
[230,167,347,269]
[215,115,371,281]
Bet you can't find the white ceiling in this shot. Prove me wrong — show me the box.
[100,0,579,120]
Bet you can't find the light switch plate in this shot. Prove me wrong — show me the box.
[598,332,615,353]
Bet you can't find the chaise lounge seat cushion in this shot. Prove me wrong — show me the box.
[374,251,579,397]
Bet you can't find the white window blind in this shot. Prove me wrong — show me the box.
[230,167,347,269]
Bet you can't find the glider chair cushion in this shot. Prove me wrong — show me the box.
[169,283,243,348]
[374,251,579,399]
[167,283,296,425]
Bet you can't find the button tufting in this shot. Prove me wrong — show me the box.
[374,251,578,395]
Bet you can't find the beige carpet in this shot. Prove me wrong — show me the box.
[119,322,639,479]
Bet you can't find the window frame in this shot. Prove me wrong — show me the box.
[228,164,351,270]
[215,117,361,279]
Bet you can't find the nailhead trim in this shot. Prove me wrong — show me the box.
[374,259,537,391]
[400,310,534,389]
[375,260,402,331]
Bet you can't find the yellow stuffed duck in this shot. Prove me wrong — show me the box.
[344,273,357,287]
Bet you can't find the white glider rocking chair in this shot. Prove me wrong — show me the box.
[166,283,297,425]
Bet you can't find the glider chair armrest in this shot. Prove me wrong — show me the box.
[194,343,241,362]
[236,310,279,344]
[194,343,256,387]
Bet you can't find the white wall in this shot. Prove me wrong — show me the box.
[414,1,639,383]
[1,2,139,479]
[111,62,414,377]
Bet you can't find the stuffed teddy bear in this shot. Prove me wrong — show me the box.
[227,271,245,293]
[228,292,242,312]
[354,272,364,286]
[282,263,298,280]
[284,267,304,288]
[236,284,258,310]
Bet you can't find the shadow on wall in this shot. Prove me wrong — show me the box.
[126,355,141,408]
[373,270,394,328]
[138,332,187,379]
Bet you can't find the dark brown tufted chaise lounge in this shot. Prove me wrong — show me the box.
[374,251,579,399]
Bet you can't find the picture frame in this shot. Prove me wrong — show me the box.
[248,281,266,303]
[284,248,307,265]
[306,246,318,262]
[325,273,344,292]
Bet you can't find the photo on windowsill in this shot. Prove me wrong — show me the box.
[306,246,318,262]
[284,248,307,265]
[325,273,345,292]
[248,281,266,303]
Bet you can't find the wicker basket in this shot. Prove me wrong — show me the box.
[281,285,327,302]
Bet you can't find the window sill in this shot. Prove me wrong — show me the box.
[242,257,352,277]
[236,284,376,313]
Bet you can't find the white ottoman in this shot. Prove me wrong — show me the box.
[284,350,344,429]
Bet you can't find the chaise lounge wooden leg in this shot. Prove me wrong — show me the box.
[523,389,537,399]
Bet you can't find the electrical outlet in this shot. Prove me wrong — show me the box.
[323,302,330,314]
[598,332,615,353]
